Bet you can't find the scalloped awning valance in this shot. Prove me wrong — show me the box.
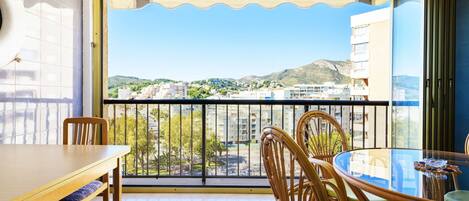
[110,0,388,9]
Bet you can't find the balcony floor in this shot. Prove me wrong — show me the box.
[92,193,274,201]
[123,178,270,187]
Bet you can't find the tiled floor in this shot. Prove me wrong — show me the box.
[93,193,274,201]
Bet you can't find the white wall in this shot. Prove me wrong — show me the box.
[0,0,83,144]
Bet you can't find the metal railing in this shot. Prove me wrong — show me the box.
[103,99,403,184]
[0,98,74,144]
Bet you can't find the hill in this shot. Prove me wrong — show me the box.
[239,59,351,86]
[108,75,176,98]
[108,59,353,98]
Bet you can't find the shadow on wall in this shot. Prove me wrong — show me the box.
[0,0,82,144]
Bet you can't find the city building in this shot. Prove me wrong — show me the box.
[153,82,189,99]
[227,83,350,100]
[350,8,391,101]
[117,88,132,99]
[284,83,351,100]
[350,8,391,148]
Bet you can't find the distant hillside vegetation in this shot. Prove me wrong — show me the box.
[108,59,353,98]
[108,75,175,98]
[239,59,352,86]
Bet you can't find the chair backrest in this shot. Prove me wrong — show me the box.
[466,134,469,155]
[295,110,348,164]
[261,126,330,201]
[63,117,108,145]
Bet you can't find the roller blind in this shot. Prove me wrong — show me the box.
[110,0,388,9]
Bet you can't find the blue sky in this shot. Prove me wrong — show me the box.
[109,2,389,81]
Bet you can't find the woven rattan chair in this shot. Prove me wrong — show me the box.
[295,111,384,201]
[466,134,469,155]
[62,117,109,201]
[261,126,347,201]
[295,110,348,164]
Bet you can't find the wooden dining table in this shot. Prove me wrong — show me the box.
[0,144,130,201]
[333,148,469,201]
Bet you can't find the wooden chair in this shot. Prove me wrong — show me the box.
[62,117,110,201]
[295,110,348,164]
[63,117,108,145]
[261,126,347,201]
[295,111,383,201]
[466,134,469,155]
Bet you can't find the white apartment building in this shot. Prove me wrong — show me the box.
[350,8,391,101]
[228,83,350,100]
[284,83,351,100]
[350,8,391,148]
[154,83,188,99]
[117,88,133,99]
[123,82,189,99]
[229,90,275,100]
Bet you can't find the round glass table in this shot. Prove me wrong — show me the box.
[333,148,469,201]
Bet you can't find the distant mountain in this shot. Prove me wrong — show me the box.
[108,75,175,89]
[108,59,353,98]
[108,75,148,88]
[239,59,352,86]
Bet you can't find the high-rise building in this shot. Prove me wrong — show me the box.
[350,8,391,148]
[350,8,391,101]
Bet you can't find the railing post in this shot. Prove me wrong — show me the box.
[201,104,206,185]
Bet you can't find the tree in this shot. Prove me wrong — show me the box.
[188,86,212,99]
[156,108,226,173]
[392,116,419,148]
[109,109,156,175]
[108,106,227,175]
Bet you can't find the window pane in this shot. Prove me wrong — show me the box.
[391,0,424,148]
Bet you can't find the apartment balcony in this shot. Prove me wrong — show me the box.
[350,52,369,62]
[350,33,369,45]
[102,98,394,187]
[350,86,369,96]
[351,67,369,79]
[0,0,462,199]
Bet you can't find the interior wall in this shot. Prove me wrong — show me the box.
[455,0,469,152]
[0,0,82,144]
[455,0,469,189]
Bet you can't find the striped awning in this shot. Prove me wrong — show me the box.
[110,0,388,9]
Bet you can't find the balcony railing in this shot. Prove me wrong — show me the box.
[103,99,400,186]
[0,98,75,144]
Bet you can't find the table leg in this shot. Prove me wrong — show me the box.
[113,158,122,201]
[347,181,370,201]
[102,173,110,201]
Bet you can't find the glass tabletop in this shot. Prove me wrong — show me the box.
[333,148,469,200]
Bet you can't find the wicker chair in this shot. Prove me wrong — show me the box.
[295,111,384,201]
[62,117,109,201]
[295,110,348,164]
[466,134,469,155]
[261,126,347,201]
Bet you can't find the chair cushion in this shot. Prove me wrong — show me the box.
[61,180,103,201]
[445,190,469,201]
[325,178,386,201]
